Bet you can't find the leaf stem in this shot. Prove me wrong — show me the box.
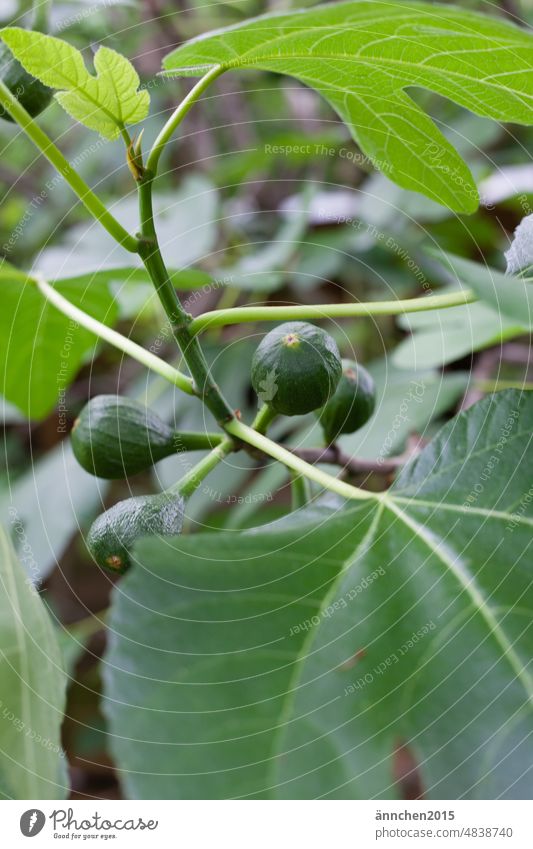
[225,419,374,501]
[33,275,195,395]
[171,436,234,499]
[0,80,139,253]
[147,65,224,175]
[189,289,477,334]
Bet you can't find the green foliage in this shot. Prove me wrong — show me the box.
[393,294,526,370]
[0,442,109,584]
[223,204,310,292]
[0,525,67,798]
[103,391,533,799]
[37,175,220,280]
[0,29,149,138]
[434,253,533,330]
[1,0,532,804]
[163,0,533,212]
[55,266,213,292]
[0,268,117,419]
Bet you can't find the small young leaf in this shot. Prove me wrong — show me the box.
[163,1,533,212]
[0,29,149,138]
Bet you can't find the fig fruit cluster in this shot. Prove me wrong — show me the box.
[72,324,376,575]
[71,395,188,573]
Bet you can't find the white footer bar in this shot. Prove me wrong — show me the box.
[2,799,531,848]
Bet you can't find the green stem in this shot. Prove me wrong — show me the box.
[137,175,235,425]
[0,80,138,253]
[251,404,278,435]
[34,275,195,395]
[171,436,234,499]
[475,379,533,392]
[147,65,224,175]
[226,419,373,502]
[31,0,51,31]
[291,472,311,510]
[137,65,235,426]
[64,609,107,640]
[173,431,225,450]
[189,289,477,334]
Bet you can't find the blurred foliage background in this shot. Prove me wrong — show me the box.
[0,0,532,797]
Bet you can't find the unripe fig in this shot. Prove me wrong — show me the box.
[86,492,185,573]
[319,359,376,444]
[251,321,342,416]
[71,395,178,479]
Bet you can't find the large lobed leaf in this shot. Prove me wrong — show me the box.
[163,1,533,213]
[0,29,149,138]
[103,390,533,799]
[0,526,67,798]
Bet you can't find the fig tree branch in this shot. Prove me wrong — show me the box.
[137,174,235,426]
[290,446,410,476]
